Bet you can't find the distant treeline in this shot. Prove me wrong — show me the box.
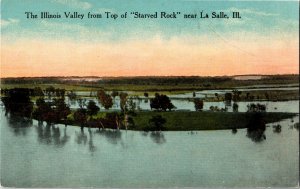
[1,74,298,86]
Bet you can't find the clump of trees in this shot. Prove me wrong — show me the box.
[33,97,70,125]
[97,90,113,110]
[194,99,204,111]
[144,115,167,131]
[87,100,100,117]
[232,89,242,102]
[150,93,176,111]
[247,103,266,112]
[1,88,33,117]
[67,90,77,100]
[273,124,281,133]
[224,92,232,102]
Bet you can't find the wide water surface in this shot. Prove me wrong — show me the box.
[0,109,299,187]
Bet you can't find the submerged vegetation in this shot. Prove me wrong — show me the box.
[1,87,297,132]
[1,74,299,133]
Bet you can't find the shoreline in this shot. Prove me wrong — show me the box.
[18,111,298,131]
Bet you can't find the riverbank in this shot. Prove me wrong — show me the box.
[63,111,298,131]
[131,111,298,131]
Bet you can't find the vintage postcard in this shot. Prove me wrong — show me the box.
[0,0,299,188]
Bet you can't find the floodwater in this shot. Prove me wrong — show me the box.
[67,97,299,113]
[0,108,299,188]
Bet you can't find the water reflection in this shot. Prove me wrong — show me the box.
[36,123,70,146]
[139,131,167,144]
[231,128,238,134]
[95,129,122,145]
[150,131,166,144]
[294,123,299,131]
[75,129,88,145]
[88,128,96,153]
[272,124,282,133]
[7,115,32,136]
[246,113,266,143]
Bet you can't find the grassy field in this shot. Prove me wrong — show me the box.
[1,75,299,93]
[64,110,297,131]
[131,111,297,131]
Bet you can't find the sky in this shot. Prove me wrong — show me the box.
[1,0,299,77]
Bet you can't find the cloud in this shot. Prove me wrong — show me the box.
[0,18,19,27]
[53,0,92,10]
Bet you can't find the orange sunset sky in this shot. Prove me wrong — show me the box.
[1,1,299,77]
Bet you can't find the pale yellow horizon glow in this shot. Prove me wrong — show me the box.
[1,35,299,78]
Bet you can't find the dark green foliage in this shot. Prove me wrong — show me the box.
[146,115,166,131]
[150,93,175,111]
[53,98,70,121]
[194,99,204,111]
[225,93,232,102]
[1,88,33,117]
[87,100,100,117]
[67,90,77,100]
[33,87,44,96]
[33,98,51,122]
[74,109,87,126]
[111,91,119,98]
[77,98,86,109]
[119,92,128,112]
[247,103,266,112]
[132,111,295,131]
[45,86,55,98]
[214,93,219,100]
[233,102,239,112]
[33,97,70,124]
[232,89,242,102]
[97,90,113,110]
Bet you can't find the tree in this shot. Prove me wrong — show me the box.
[53,98,70,122]
[224,93,232,102]
[33,97,52,122]
[147,115,167,131]
[74,108,87,128]
[127,97,137,113]
[144,92,149,98]
[67,90,77,100]
[1,88,33,117]
[194,99,204,111]
[77,98,86,109]
[119,92,128,112]
[33,87,44,97]
[45,86,55,99]
[215,93,219,100]
[111,91,119,99]
[150,93,175,111]
[97,90,113,110]
[87,100,100,117]
[247,103,266,112]
[232,89,241,102]
[233,102,239,112]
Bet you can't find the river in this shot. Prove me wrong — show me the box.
[0,108,298,187]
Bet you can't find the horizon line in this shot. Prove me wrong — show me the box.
[1,73,299,79]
